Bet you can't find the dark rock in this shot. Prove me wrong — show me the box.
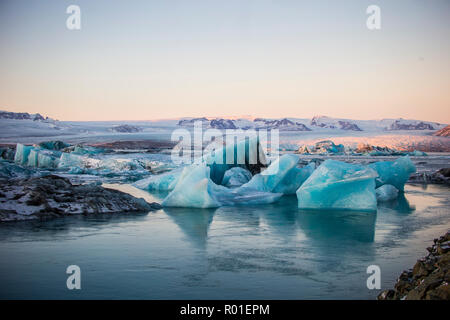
[0,175,161,222]
[378,230,450,300]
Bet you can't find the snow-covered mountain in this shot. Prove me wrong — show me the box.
[176,116,446,132]
[0,110,52,121]
[434,125,450,137]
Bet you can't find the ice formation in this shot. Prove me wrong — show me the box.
[368,156,416,191]
[296,160,378,212]
[376,184,399,202]
[38,141,70,151]
[239,154,315,195]
[203,137,268,185]
[133,168,183,191]
[14,144,60,168]
[162,164,282,208]
[221,167,252,188]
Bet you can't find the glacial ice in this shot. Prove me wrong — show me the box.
[296,160,378,212]
[376,184,399,202]
[221,167,252,188]
[14,144,60,168]
[368,156,416,191]
[133,168,183,191]
[203,137,267,185]
[38,141,70,151]
[162,164,282,208]
[14,144,34,165]
[27,148,60,168]
[239,154,315,195]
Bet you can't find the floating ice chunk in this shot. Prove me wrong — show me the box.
[297,160,378,212]
[28,149,59,168]
[58,152,101,169]
[203,137,268,185]
[162,165,221,208]
[221,167,252,188]
[133,168,183,191]
[162,164,282,208]
[239,154,315,195]
[14,144,34,165]
[408,150,427,157]
[38,141,70,151]
[376,184,399,202]
[368,156,416,191]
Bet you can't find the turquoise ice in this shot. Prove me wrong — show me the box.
[14,144,60,168]
[203,137,267,185]
[221,167,252,188]
[297,160,378,212]
[376,184,399,202]
[133,168,183,191]
[239,154,315,195]
[368,156,416,191]
[162,164,282,208]
[14,144,34,165]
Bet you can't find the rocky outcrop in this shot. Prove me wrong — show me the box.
[409,168,450,185]
[434,125,450,137]
[0,175,161,222]
[378,231,450,300]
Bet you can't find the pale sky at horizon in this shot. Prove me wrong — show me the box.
[0,0,449,122]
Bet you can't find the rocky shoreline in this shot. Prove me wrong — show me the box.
[378,231,450,300]
[0,175,162,222]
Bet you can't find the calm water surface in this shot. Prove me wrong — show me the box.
[0,184,449,299]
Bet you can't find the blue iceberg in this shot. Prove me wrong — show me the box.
[376,184,399,202]
[221,167,252,188]
[296,160,378,212]
[239,154,315,195]
[162,164,282,208]
[368,156,416,191]
[14,144,34,165]
[14,144,60,168]
[203,137,268,185]
[133,168,183,191]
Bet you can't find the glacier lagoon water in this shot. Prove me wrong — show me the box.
[0,183,449,299]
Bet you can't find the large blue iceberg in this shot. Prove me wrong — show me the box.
[368,156,416,191]
[296,160,378,212]
[133,168,183,191]
[239,154,315,195]
[162,164,282,208]
[14,144,60,168]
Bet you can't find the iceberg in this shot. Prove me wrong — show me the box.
[376,184,399,202]
[38,141,70,151]
[221,167,252,188]
[14,144,34,165]
[27,148,60,168]
[162,164,282,208]
[133,168,183,191]
[203,137,268,185]
[239,154,315,195]
[58,152,101,169]
[297,160,378,212]
[368,156,416,191]
[14,144,59,168]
